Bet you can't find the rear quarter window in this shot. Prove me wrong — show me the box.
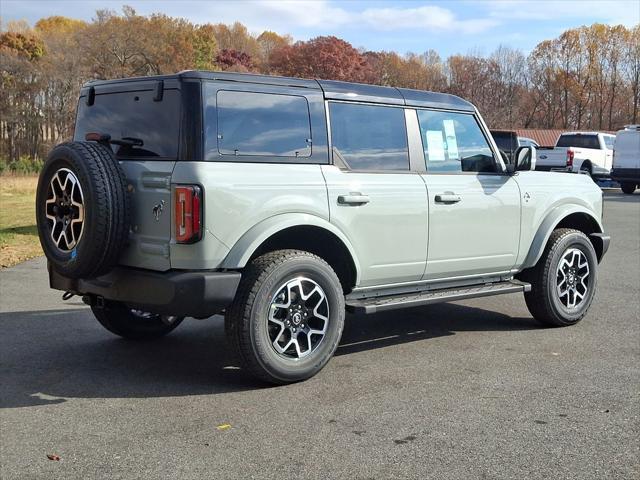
[205,89,312,159]
[74,89,180,159]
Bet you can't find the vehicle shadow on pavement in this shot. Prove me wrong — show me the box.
[0,303,537,408]
[339,302,537,356]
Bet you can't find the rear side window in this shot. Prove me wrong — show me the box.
[329,102,409,171]
[74,89,180,159]
[603,136,614,149]
[417,110,497,173]
[214,90,311,158]
[556,135,600,149]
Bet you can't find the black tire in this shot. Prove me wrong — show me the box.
[92,302,184,340]
[36,141,130,278]
[522,228,598,327]
[225,249,345,384]
[579,162,594,181]
[621,182,636,194]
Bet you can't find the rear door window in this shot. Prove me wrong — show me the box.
[74,89,180,159]
[603,136,615,150]
[329,102,409,171]
[214,90,311,158]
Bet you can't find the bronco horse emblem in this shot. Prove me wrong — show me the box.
[152,200,165,221]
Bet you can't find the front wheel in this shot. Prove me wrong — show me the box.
[225,250,345,384]
[92,302,184,339]
[522,228,598,327]
[621,182,636,194]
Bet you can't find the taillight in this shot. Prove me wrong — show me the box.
[174,185,203,244]
[566,148,574,167]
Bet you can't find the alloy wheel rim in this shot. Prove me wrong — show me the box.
[267,276,329,360]
[556,247,590,309]
[45,168,85,252]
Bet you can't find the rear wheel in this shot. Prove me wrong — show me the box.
[92,301,184,340]
[579,162,594,181]
[621,182,636,194]
[225,250,345,384]
[522,228,598,327]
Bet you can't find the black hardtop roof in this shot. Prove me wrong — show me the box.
[83,70,475,111]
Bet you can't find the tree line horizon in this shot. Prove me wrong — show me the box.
[1,6,638,169]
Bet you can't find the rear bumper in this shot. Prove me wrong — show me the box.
[611,168,640,184]
[49,263,241,318]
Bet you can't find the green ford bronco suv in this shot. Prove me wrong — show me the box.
[36,71,610,384]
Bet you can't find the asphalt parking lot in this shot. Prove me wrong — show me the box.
[1,191,638,479]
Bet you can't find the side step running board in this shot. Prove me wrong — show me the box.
[345,280,531,314]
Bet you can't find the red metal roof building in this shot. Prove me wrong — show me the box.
[514,129,567,147]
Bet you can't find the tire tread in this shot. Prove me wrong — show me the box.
[225,249,344,384]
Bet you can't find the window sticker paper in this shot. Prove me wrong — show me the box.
[426,130,445,161]
[443,119,459,160]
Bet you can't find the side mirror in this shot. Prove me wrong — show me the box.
[514,146,536,171]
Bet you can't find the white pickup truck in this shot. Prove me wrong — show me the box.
[536,132,615,178]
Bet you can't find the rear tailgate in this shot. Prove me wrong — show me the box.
[74,80,182,271]
[537,147,567,169]
[117,161,174,270]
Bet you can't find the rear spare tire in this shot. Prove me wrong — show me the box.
[36,141,130,278]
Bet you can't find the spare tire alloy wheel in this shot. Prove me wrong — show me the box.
[45,168,85,252]
[268,277,329,359]
[36,142,130,279]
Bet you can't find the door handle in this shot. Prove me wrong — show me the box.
[337,194,370,206]
[435,193,461,204]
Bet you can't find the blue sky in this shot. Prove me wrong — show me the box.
[2,0,639,56]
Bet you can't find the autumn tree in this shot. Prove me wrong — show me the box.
[212,22,259,59]
[35,16,88,143]
[624,25,640,123]
[0,29,45,162]
[271,36,371,82]
[81,7,217,78]
[256,31,291,73]
[215,49,253,72]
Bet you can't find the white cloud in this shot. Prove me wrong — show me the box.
[195,0,351,31]
[1,0,501,36]
[361,5,455,30]
[359,5,498,33]
[484,0,639,27]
